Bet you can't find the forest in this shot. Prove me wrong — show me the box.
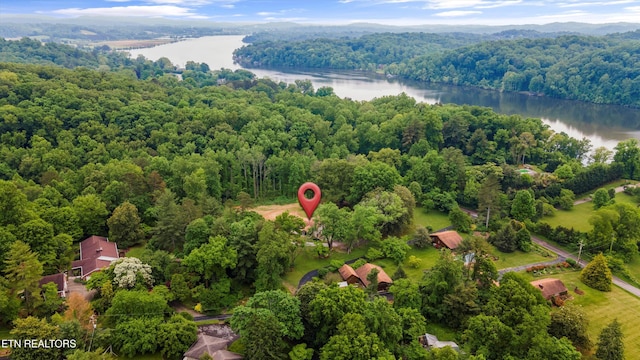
[234,31,640,107]
[0,53,639,359]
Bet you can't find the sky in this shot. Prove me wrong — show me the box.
[2,0,640,26]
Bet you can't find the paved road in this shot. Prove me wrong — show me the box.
[462,207,640,298]
[497,256,565,279]
[572,185,629,206]
[531,235,640,298]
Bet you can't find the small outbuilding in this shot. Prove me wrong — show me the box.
[39,273,68,298]
[419,333,460,351]
[530,278,568,301]
[430,230,463,250]
[337,263,393,292]
[338,264,361,286]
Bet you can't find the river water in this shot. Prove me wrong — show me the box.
[128,35,640,150]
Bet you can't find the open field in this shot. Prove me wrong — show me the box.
[413,208,451,231]
[491,244,554,269]
[521,270,640,359]
[573,179,637,203]
[541,191,638,232]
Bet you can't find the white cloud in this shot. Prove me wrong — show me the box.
[558,0,636,7]
[424,0,488,9]
[435,10,483,16]
[50,5,200,17]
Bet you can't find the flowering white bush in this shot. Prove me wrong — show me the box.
[112,257,154,289]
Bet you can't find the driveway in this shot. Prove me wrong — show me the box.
[67,276,95,300]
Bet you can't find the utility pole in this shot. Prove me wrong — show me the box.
[89,314,96,352]
[577,239,584,268]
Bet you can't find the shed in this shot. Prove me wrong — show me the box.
[419,333,460,351]
[39,273,68,298]
[530,278,568,300]
[355,263,393,292]
[338,264,361,285]
[430,230,463,250]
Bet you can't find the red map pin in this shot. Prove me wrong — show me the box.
[297,182,322,220]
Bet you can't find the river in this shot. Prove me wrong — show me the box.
[128,35,640,151]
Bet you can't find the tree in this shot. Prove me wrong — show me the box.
[10,316,63,360]
[349,161,401,204]
[580,253,612,291]
[511,190,535,222]
[320,313,394,360]
[107,201,144,249]
[593,188,611,209]
[232,290,304,340]
[113,317,162,357]
[182,235,237,288]
[448,206,472,233]
[314,202,352,251]
[549,304,592,351]
[170,273,191,303]
[308,285,367,348]
[255,221,292,291]
[72,194,109,236]
[157,314,198,360]
[348,204,381,253]
[38,282,65,317]
[289,344,314,360]
[64,292,94,330]
[232,308,288,360]
[613,139,640,179]
[104,290,168,327]
[596,319,624,360]
[3,241,43,313]
[111,257,154,290]
[389,278,422,310]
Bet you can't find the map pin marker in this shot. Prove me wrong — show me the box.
[297,182,322,220]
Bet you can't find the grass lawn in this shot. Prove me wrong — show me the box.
[490,244,555,270]
[373,246,441,282]
[541,202,593,232]
[284,246,369,288]
[124,244,147,258]
[0,327,11,340]
[573,179,637,202]
[521,270,640,359]
[542,184,639,233]
[413,208,451,232]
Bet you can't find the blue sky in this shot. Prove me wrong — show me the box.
[2,0,640,25]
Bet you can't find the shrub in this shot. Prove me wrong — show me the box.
[566,258,577,267]
[351,259,367,269]
[366,247,384,261]
[407,255,422,269]
[580,253,612,291]
[328,260,345,272]
[317,268,329,279]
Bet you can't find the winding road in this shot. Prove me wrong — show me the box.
[463,207,640,298]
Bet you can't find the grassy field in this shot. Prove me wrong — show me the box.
[541,191,638,232]
[124,244,147,258]
[413,208,451,231]
[521,270,640,359]
[490,244,555,270]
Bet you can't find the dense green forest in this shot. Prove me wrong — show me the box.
[1,59,639,359]
[234,31,640,107]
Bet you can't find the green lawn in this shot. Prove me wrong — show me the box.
[0,327,11,340]
[413,208,451,232]
[490,244,555,270]
[521,270,640,359]
[573,179,637,202]
[124,244,147,258]
[373,246,441,282]
[541,201,594,232]
[542,183,639,233]
[284,246,369,288]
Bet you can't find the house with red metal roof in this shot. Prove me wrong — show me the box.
[71,236,119,280]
